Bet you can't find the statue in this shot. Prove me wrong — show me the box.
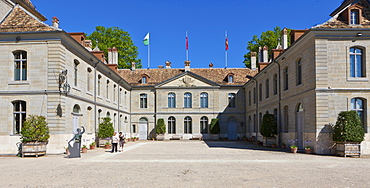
[68,126,85,158]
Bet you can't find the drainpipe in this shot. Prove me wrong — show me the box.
[274,60,282,146]
[93,60,100,145]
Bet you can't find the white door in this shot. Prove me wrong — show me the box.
[296,112,304,148]
[228,118,237,140]
[139,123,148,140]
[73,116,79,134]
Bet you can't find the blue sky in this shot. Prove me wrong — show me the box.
[32,0,341,69]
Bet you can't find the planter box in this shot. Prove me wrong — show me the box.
[21,142,47,158]
[156,134,165,141]
[336,141,361,157]
[263,137,276,147]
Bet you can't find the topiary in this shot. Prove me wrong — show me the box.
[209,118,220,134]
[97,117,114,139]
[260,112,277,137]
[21,115,50,143]
[156,118,166,134]
[333,111,365,142]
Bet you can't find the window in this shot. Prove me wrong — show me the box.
[259,84,262,101]
[13,100,26,134]
[142,76,147,84]
[168,93,176,108]
[200,116,208,134]
[273,108,278,123]
[140,93,147,108]
[265,79,269,98]
[284,67,289,90]
[273,74,278,95]
[296,59,302,85]
[350,47,365,78]
[283,106,289,133]
[248,90,251,106]
[253,87,256,104]
[168,116,176,134]
[184,116,192,134]
[13,51,27,81]
[74,60,79,87]
[113,85,116,102]
[87,68,92,92]
[200,92,208,108]
[98,109,102,124]
[350,9,359,25]
[228,93,236,108]
[132,124,136,133]
[184,92,192,108]
[351,98,366,131]
[228,74,234,83]
[73,104,80,114]
[98,75,101,96]
[106,80,109,99]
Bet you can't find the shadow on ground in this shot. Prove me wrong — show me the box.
[204,140,293,153]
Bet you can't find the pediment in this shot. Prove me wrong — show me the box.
[155,72,219,88]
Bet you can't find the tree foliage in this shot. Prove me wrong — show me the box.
[21,115,50,143]
[333,111,365,142]
[243,26,291,68]
[87,26,141,69]
[156,118,166,134]
[260,112,277,137]
[209,118,220,134]
[97,117,114,138]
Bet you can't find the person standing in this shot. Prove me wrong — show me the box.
[111,132,119,153]
[118,132,125,152]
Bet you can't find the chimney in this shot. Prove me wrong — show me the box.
[165,61,171,68]
[258,47,262,63]
[131,62,136,71]
[184,60,190,72]
[282,28,288,49]
[209,63,213,69]
[263,46,268,63]
[158,65,164,69]
[112,47,118,65]
[84,40,92,51]
[52,16,59,28]
[251,52,257,70]
[108,48,113,64]
[290,29,307,44]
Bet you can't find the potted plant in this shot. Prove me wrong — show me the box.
[156,118,166,141]
[260,112,277,147]
[20,115,50,157]
[90,142,96,150]
[104,142,111,149]
[210,118,220,140]
[333,111,365,157]
[305,140,312,154]
[289,139,298,153]
[281,143,287,149]
[81,145,88,153]
[97,117,114,147]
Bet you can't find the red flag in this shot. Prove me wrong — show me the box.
[186,36,189,50]
[225,37,229,51]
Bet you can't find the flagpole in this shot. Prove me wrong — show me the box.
[186,31,189,61]
[148,35,150,69]
[225,31,228,68]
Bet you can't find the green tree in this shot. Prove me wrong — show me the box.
[209,118,220,134]
[21,115,50,143]
[156,118,166,134]
[243,26,291,68]
[97,117,114,139]
[87,26,141,69]
[333,111,365,142]
[260,112,277,138]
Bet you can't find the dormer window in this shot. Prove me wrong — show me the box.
[350,9,359,25]
[227,73,234,83]
[141,75,148,84]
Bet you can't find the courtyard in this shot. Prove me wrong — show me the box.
[1,140,370,187]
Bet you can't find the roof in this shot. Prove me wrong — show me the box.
[0,4,58,32]
[117,67,258,86]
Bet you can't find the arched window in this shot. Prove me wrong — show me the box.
[200,92,208,108]
[284,67,289,90]
[228,74,234,83]
[87,68,92,92]
[97,75,102,96]
[259,83,263,101]
[73,104,81,114]
[296,59,302,85]
[200,116,208,134]
[184,116,192,134]
[13,50,27,81]
[273,74,278,95]
[351,98,366,131]
[350,47,365,78]
[106,112,110,118]
[184,93,192,108]
[168,93,176,108]
[283,106,289,133]
[74,60,79,87]
[265,79,269,98]
[12,100,26,134]
[106,80,110,99]
[140,93,148,108]
[296,103,304,112]
[228,93,236,108]
[168,116,176,134]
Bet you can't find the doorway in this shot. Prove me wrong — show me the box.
[139,117,148,140]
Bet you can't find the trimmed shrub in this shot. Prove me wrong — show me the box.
[260,112,277,137]
[333,111,365,142]
[209,118,220,134]
[97,117,114,139]
[21,115,50,143]
[156,118,166,134]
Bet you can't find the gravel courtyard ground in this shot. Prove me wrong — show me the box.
[1,140,370,188]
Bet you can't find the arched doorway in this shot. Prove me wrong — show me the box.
[139,117,148,140]
[228,117,237,140]
[72,104,82,134]
[296,103,304,148]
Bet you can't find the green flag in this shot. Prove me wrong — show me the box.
[143,33,149,46]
